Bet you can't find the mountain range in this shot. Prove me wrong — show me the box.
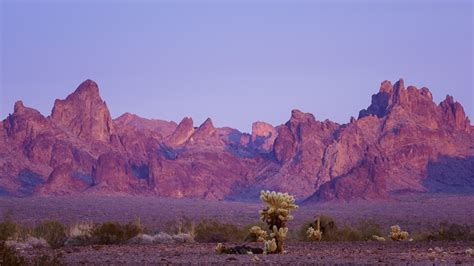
[1,79,473,201]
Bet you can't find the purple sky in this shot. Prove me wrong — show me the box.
[1,0,472,132]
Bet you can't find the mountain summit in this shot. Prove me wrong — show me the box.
[1,79,473,200]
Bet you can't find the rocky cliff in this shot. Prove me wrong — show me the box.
[1,79,472,201]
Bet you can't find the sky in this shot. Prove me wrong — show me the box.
[1,0,472,133]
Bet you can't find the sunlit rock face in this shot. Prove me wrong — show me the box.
[51,79,115,143]
[1,79,473,201]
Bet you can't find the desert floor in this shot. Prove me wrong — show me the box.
[2,193,474,232]
[18,241,474,264]
[2,193,474,264]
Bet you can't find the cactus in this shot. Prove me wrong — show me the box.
[307,216,322,241]
[215,243,226,254]
[248,226,267,242]
[259,190,298,254]
[214,191,297,255]
[389,225,409,241]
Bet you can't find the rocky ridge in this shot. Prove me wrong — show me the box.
[0,79,472,201]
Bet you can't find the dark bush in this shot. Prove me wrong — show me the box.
[299,216,382,241]
[33,220,67,249]
[356,219,382,241]
[299,215,339,241]
[195,219,246,243]
[421,223,472,241]
[0,210,19,241]
[0,241,27,266]
[163,216,195,235]
[92,221,143,245]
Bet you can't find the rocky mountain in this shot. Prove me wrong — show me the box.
[0,79,473,201]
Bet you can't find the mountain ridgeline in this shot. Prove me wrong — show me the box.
[1,79,473,201]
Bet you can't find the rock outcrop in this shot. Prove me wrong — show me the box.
[0,78,472,201]
[51,80,115,142]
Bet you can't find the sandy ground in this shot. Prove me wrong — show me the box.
[20,241,474,265]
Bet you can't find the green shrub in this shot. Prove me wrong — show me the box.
[33,220,67,249]
[92,221,143,245]
[0,210,19,241]
[195,219,246,243]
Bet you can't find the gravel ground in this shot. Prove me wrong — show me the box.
[20,241,474,265]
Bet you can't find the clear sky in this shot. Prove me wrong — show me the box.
[1,0,472,133]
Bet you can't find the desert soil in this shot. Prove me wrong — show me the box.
[1,193,474,232]
[20,241,474,265]
[2,193,474,264]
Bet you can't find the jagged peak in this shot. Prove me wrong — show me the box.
[199,118,215,130]
[290,109,315,122]
[115,112,137,122]
[393,78,405,91]
[62,79,101,103]
[379,80,393,93]
[12,100,43,118]
[50,80,114,142]
[14,101,25,113]
[439,95,470,130]
[177,117,193,128]
[75,79,99,94]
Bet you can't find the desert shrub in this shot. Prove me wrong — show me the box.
[419,223,472,241]
[336,225,363,241]
[7,236,50,249]
[154,232,174,243]
[356,219,382,241]
[299,215,339,241]
[33,220,67,249]
[92,221,143,245]
[64,222,95,246]
[300,216,382,241]
[164,216,195,236]
[0,241,27,265]
[0,210,19,241]
[172,233,195,243]
[128,234,155,245]
[195,219,246,243]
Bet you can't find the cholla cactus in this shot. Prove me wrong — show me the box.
[215,243,226,254]
[264,238,277,253]
[389,225,409,241]
[307,216,322,241]
[249,226,267,242]
[259,190,298,253]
